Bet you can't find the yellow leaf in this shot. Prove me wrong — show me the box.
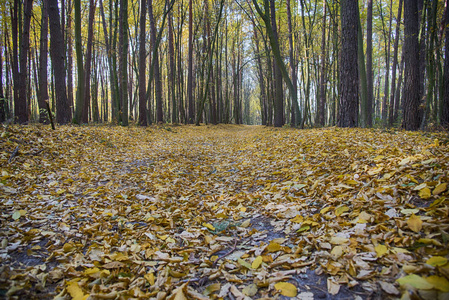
[12,211,21,220]
[238,258,252,269]
[329,236,349,245]
[203,223,215,231]
[216,213,227,219]
[335,206,350,216]
[296,225,310,233]
[63,242,76,253]
[407,214,423,233]
[396,274,434,289]
[426,276,449,292]
[375,244,388,257]
[330,246,344,260]
[418,187,431,199]
[426,256,448,267]
[290,215,304,223]
[66,281,89,300]
[320,207,331,214]
[274,282,297,297]
[240,206,247,212]
[251,256,263,269]
[433,183,447,195]
[83,267,100,276]
[266,241,282,252]
[144,272,155,285]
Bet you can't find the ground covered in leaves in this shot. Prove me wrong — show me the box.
[1,124,449,300]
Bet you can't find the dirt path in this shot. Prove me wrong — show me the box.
[1,125,448,299]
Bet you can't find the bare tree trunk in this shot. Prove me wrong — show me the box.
[16,0,33,124]
[317,0,327,127]
[119,0,129,126]
[73,0,85,124]
[48,0,71,124]
[187,0,194,124]
[168,0,177,124]
[442,2,449,128]
[403,0,421,130]
[138,0,147,126]
[338,0,359,127]
[81,0,96,123]
[66,0,74,116]
[38,0,49,123]
[388,0,403,127]
[287,0,300,127]
[366,0,373,127]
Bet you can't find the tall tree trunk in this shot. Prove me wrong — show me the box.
[82,0,96,123]
[338,0,359,127]
[73,0,85,124]
[66,0,74,116]
[138,0,147,126]
[388,0,403,127]
[119,0,129,126]
[168,1,177,124]
[366,0,373,127]
[38,0,49,123]
[16,0,33,124]
[148,0,163,123]
[287,0,300,127]
[269,0,284,127]
[381,0,393,126]
[0,39,5,122]
[403,0,421,130]
[442,2,449,128]
[187,0,194,124]
[11,0,20,123]
[317,0,327,127]
[357,6,367,127]
[48,0,71,124]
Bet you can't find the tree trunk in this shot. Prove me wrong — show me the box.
[287,0,300,127]
[187,0,194,124]
[357,6,367,127]
[66,0,74,116]
[442,3,449,128]
[82,0,96,123]
[119,0,129,126]
[48,0,71,124]
[381,0,393,126]
[388,0,403,127]
[16,0,33,124]
[403,0,421,130]
[38,0,49,123]
[73,0,85,124]
[148,0,163,123]
[0,40,5,122]
[338,0,359,127]
[317,0,326,127]
[168,1,177,124]
[366,0,373,127]
[138,0,147,126]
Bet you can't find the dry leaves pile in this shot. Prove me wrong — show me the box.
[0,124,448,300]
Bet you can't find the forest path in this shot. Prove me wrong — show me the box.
[0,125,448,299]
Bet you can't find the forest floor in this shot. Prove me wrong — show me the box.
[0,124,449,300]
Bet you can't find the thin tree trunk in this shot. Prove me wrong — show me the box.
[119,0,129,126]
[81,0,96,123]
[381,0,393,126]
[168,1,177,123]
[317,0,327,127]
[287,0,300,127]
[48,0,71,124]
[66,0,74,116]
[442,2,449,128]
[138,0,147,126]
[187,0,194,123]
[73,0,85,124]
[366,0,373,127]
[388,0,403,127]
[38,0,49,123]
[16,0,33,124]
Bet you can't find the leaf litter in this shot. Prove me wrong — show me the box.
[0,124,448,299]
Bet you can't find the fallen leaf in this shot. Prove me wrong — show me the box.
[274,282,297,297]
[407,214,423,233]
[425,256,447,267]
[396,274,434,289]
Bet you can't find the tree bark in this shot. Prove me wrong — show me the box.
[73,0,85,124]
[138,0,147,126]
[168,1,177,124]
[388,0,403,127]
[66,0,74,116]
[48,0,71,124]
[317,0,327,127]
[38,0,49,123]
[403,0,421,130]
[148,0,163,123]
[366,0,373,127]
[287,0,300,127]
[82,0,96,123]
[442,2,449,128]
[338,0,359,127]
[119,0,129,126]
[187,0,194,124]
[16,0,33,124]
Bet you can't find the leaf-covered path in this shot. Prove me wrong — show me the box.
[1,125,449,299]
